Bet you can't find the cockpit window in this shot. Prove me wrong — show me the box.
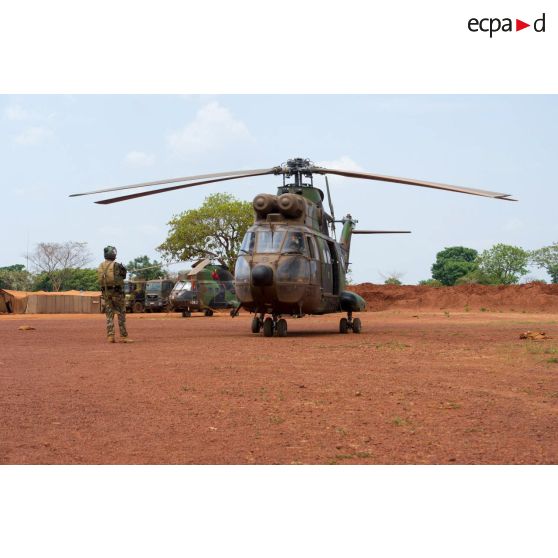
[283,232,306,255]
[239,231,255,254]
[256,230,286,253]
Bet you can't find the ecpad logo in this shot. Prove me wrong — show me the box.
[468,13,546,37]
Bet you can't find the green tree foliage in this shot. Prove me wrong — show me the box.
[454,268,499,285]
[0,265,33,290]
[431,246,478,286]
[158,193,253,270]
[477,244,529,285]
[127,255,166,281]
[418,278,443,287]
[33,268,100,291]
[384,277,402,285]
[530,242,558,283]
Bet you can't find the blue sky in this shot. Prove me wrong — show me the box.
[1,94,556,283]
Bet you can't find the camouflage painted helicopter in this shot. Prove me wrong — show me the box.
[71,157,515,337]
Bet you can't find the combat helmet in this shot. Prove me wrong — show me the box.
[104,245,117,261]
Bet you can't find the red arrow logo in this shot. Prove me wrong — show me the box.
[516,19,530,31]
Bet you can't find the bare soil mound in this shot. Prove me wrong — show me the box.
[349,282,558,313]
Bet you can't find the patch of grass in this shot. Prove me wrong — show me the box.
[391,416,410,427]
[333,451,373,461]
[525,344,558,356]
[547,357,558,364]
[335,427,348,436]
[269,415,284,425]
[181,385,192,392]
[480,307,488,312]
[355,451,372,458]
[464,304,470,312]
[444,311,450,318]
[440,401,462,410]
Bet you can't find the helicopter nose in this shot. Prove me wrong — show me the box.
[251,264,274,287]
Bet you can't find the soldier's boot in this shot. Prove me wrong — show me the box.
[120,336,134,343]
[107,335,116,343]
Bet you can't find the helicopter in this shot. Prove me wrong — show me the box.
[70,157,516,337]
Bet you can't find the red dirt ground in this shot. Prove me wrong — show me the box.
[1,298,557,464]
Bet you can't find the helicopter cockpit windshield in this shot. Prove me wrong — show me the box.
[255,230,286,253]
[283,232,306,255]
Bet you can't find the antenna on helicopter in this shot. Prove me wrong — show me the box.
[324,176,337,239]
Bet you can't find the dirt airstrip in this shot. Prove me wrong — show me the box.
[1,284,558,464]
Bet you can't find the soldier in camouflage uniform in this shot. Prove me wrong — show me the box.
[97,246,133,343]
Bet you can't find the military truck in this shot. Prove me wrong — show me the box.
[144,279,175,312]
[170,259,239,317]
[124,280,146,313]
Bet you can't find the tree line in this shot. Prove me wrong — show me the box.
[2,194,557,291]
[0,242,166,292]
[418,243,558,286]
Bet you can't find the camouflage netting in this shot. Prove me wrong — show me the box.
[348,283,558,313]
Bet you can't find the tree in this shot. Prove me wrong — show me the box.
[431,246,478,286]
[127,255,166,281]
[454,268,499,285]
[33,268,100,291]
[530,242,558,283]
[158,193,253,270]
[0,264,32,291]
[28,241,92,292]
[477,244,529,285]
[379,270,404,285]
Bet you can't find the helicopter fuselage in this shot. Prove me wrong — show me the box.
[234,189,366,318]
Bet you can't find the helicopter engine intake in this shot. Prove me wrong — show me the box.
[253,194,279,218]
[277,193,304,218]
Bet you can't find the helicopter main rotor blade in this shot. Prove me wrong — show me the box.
[311,167,517,201]
[93,170,276,205]
[69,167,278,198]
[353,230,411,234]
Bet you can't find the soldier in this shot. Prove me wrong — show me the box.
[97,246,133,343]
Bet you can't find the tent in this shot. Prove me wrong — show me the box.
[0,289,102,314]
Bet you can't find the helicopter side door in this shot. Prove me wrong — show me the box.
[305,235,321,286]
[316,236,333,294]
[327,241,340,295]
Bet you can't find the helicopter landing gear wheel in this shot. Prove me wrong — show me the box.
[276,318,288,337]
[251,316,261,333]
[263,317,274,337]
[204,309,213,317]
[352,317,362,334]
[339,317,349,334]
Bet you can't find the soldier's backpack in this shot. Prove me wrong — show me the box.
[97,261,124,288]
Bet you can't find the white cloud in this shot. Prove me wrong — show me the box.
[4,104,31,121]
[124,150,155,167]
[14,126,53,145]
[317,156,364,172]
[168,101,252,156]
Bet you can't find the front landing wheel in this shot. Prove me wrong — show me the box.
[251,317,261,333]
[352,317,362,333]
[276,318,288,337]
[339,317,349,334]
[263,317,274,337]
